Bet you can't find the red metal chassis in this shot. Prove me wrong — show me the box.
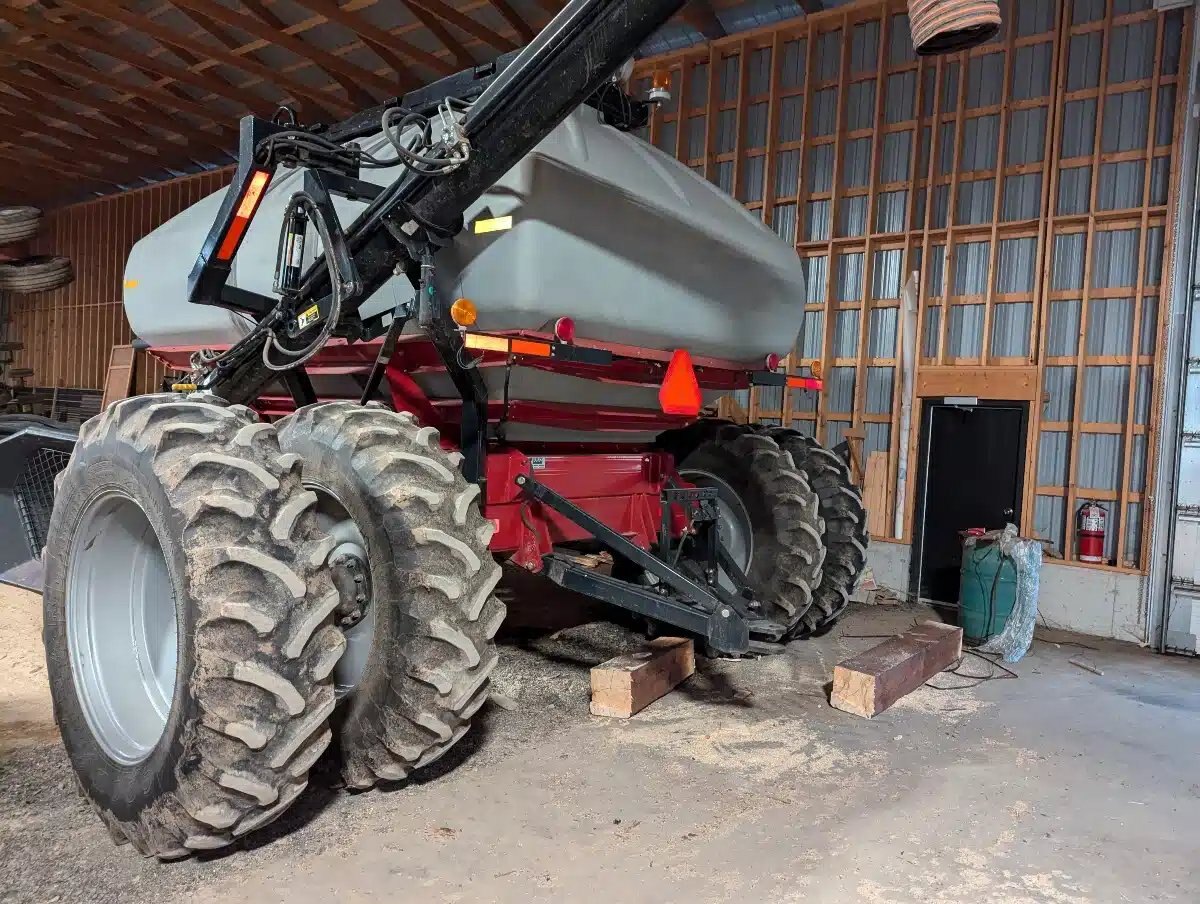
[152,331,819,572]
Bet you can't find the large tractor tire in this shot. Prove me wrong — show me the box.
[678,425,825,637]
[277,402,505,790]
[42,394,345,858]
[764,428,869,637]
[0,255,74,293]
[0,206,42,244]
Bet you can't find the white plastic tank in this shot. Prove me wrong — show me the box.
[124,108,807,366]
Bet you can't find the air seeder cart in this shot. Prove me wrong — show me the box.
[40,0,867,857]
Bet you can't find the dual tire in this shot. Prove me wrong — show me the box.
[43,396,502,857]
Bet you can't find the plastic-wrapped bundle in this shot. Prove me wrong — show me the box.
[974,523,1041,662]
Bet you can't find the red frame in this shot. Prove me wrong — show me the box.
[151,330,819,571]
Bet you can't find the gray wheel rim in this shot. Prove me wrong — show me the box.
[309,485,375,697]
[66,490,178,765]
[678,468,753,591]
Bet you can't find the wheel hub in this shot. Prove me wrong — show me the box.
[329,541,371,628]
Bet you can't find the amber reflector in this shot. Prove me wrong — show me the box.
[659,349,702,416]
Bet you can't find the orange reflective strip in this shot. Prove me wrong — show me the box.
[216,170,271,261]
[510,338,552,357]
[463,334,510,353]
[787,376,823,391]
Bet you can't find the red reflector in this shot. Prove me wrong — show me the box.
[216,169,271,261]
[659,349,702,416]
[787,375,823,391]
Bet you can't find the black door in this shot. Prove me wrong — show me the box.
[911,401,1027,605]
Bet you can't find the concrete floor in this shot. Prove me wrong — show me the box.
[1,582,1198,903]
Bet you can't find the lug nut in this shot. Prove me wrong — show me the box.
[354,574,365,584]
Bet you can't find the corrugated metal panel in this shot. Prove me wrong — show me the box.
[712,160,734,194]
[996,237,1037,293]
[1146,226,1165,286]
[851,21,879,74]
[805,200,831,241]
[781,38,806,89]
[807,143,834,192]
[839,196,868,237]
[991,303,1033,357]
[739,155,765,202]
[690,62,709,104]
[1046,300,1082,356]
[880,130,912,183]
[804,256,828,303]
[868,307,898,356]
[1092,229,1140,288]
[1061,98,1097,157]
[837,252,865,302]
[772,203,797,243]
[687,116,706,158]
[1002,173,1042,221]
[948,305,985,357]
[816,29,842,82]
[940,60,960,114]
[912,186,928,230]
[1125,501,1142,565]
[655,120,677,154]
[918,122,932,171]
[747,47,772,95]
[1082,366,1129,423]
[1150,156,1170,206]
[718,54,740,103]
[826,420,849,448]
[962,114,1000,171]
[746,103,769,148]
[1057,166,1092,215]
[757,384,784,411]
[1157,84,1177,145]
[885,71,916,124]
[929,244,946,296]
[1140,295,1158,355]
[847,82,875,131]
[778,96,803,142]
[931,184,950,228]
[1108,21,1156,84]
[1079,433,1123,490]
[1101,90,1151,154]
[1163,8,1184,73]
[1130,433,1148,492]
[1067,31,1103,91]
[866,422,890,455]
[789,418,817,437]
[1017,2,1055,36]
[1007,108,1047,165]
[1038,430,1069,485]
[833,309,859,357]
[956,179,995,225]
[1135,364,1153,425]
[1086,298,1134,355]
[1011,42,1053,100]
[798,311,823,358]
[952,240,990,296]
[889,13,914,65]
[876,190,908,233]
[1113,0,1153,17]
[715,109,737,153]
[1034,495,1065,553]
[938,122,956,175]
[966,53,1004,108]
[872,249,902,300]
[1043,366,1077,421]
[1053,233,1086,290]
[827,366,855,412]
[842,137,872,188]
[866,367,894,414]
[775,150,800,197]
[923,307,941,357]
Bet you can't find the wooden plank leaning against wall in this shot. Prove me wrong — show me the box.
[634,0,1191,575]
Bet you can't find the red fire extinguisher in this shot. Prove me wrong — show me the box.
[1077,501,1107,564]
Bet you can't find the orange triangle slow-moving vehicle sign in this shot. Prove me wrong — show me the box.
[659,348,702,416]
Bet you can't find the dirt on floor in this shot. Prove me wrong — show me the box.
[2,581,1198,904]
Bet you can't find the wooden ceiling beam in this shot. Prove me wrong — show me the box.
[285,0,453,80]
[484,0,536,44]
[0,5,281,117]
[57,0,354,118]
[166,0,389,105]
[0,91,164,163]
[405,0,518,53]
[398,2,476,70]
[797,0,824,12]
[678,0,725,39]
[0,143,122,191]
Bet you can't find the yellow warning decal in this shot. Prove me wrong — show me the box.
[473,215,513,235]
[124,279,139,290]
[297,304,321,329]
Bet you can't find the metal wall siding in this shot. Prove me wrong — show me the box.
[851,20,879,73]
[952,240,991,296]
[1057,166,1093,215]
[828,366,856,413]
[871,249,902,300]
[715,109,738,153]
[687,116,707,158]
[781,39,806,89]
[816,29,842,81]
[1011,42,1054,100]
[739,156,765,202]
[1150,156,1170,206]
[888,13,913,65]
[690,62,709,103]
[847,82,876,131]
[881,130,913,182]
[885,71,917,123]
[833,309,860,357]
[1007,108,1047,165]
[1078,433,1123,490]
[1135,365,1153,425]
[714,160,734,194]
[1125,501,1142,564]
[866,422,891,455]
[775,149,801,196]
[1091,229,1140,289]
[940,60,961,113]
[655,120,677,153]
[1053,233,1087,291]
[966,53,1005,108]
[748,46,772,95]
[837,252,864,302]
[876,190,908,233]
[1038,430,1070,485]
[1067,31,1103,91]
[957,179,996,225]
[1140,296,1158,355]
[865,366,894,414]
[719,54,740,102]
[746,103,770,148]
[1082,366,1130,423]
[1060,98,1097,157]
[948,305,985,358]
[1086,298,1135,355]
[1043,366,1077,422]
[868,306,898,356]
[1101,89,1151,154]
[778,96,804,142]
[1096,160,1146,211]
[1130,433,1148,493]
[923,307,941,357]
[996,237,1038,293]
[808,143,835,192]
[1046,300,1083,356]
[757,384,785,411]
[840,196,869,237]
[772,203,797,243]
[806,200,832,241]
[1017,0,1055,35]
[1034,495,1066,553]
[962,115,1000,172]
[804,256,828,303]
[1002,173,1043,221]
[928,244,946,297]
[990,303,1033,357]
[843,137,873,188]
[1108,21,1156,83]
[799,311,824,359]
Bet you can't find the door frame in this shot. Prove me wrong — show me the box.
[908,397,1030,603]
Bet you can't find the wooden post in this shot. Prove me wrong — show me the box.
[831,621,962,718]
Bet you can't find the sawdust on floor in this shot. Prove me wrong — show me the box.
[0,584,55,751]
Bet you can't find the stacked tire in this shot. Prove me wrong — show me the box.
[0,207,74,293]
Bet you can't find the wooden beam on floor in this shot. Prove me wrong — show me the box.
[590,637,695,718]
[831,621,963,718]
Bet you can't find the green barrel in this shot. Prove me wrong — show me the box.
[958,540,1018,644]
